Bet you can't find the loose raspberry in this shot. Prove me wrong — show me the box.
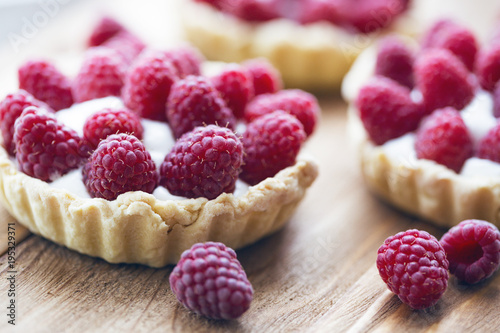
[415,49,475,112]
[375,36,415,89]
[297,0,344,25]
[421,19,456,49]
[170,242,253,320]
[13,107,90,182]
[161,46,204,78]
[476,43,500,92]
[440,220,500,284]
[101,31,146,65]
[376,229,449,309]
[240,110,306,185]
[212,64,254,119]
[160,125,243,200]
[343,0,408,34]
[18,59,74,111]
[242,58,282,96]
[0,90,53,155]
[221,0,280,22]
[83,133,158,200]
[123,51,180,121]
[83,108,143,149]
[477,122,500,163]
[356,77,425,145]
[494,83,500,118]
[73,47,127,103]
[415,108,473,173]
[244,89,319,137]
[87,16,126,47]
[166,76,236,139]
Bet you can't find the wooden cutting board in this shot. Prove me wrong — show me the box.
[1,1,499,332]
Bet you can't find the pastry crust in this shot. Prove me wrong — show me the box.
[0,147,318,266]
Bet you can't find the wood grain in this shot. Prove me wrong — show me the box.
[1,1,500,332]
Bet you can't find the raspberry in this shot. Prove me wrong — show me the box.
[169,242,253,320]
[161,46,204,78]
[244,89,319,137]
[0,90,53,155]
[83,108,143,149]
[13,107,90,182]
[297,0,344,25]
[212,64,254,119]
[83,133,158,200]
[376,229,449,309]
[242,58,282,96]
[123,51,180,121]
[18,59,74,111]
[87,16,126,47]
[415,49,475,113]
[477,122,500,163]
[440,220,500,284]
[375,36,415,89]
[73,47,127,103]
[494,83,500,118]
[159,125,243,200]
[415,108,473,173]
[166,76,236,139]
[355,77,425,145]
[240,110,306,185]
[476,43,500,92]
[101,31,146,65]
[222,0,280,22]
[421,19,456,49]
[343,0,408,34]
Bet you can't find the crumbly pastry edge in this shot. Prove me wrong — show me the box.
[0,147,318,267]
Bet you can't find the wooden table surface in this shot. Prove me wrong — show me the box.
[1,1,499,332]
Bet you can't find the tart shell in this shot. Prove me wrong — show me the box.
[0,147,318,267]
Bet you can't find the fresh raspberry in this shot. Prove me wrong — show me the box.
[343,0,408,34]
[87,16,126,47]
[240,110,306,185]
[101,31,146,65]
[421,19,457,49]
[83,108,143,149]
[244,89,319,137]
[83,133,158,200]
[212,64,254,119]
[415,108,473,173]
[161,46,204,78]
[375,36,415,89]
[13,107,90,182]
[355,77,425,145]
[477,122,500,163]
[159,125,243,200]
[242,58,282,96]
[296,0,344,25]
[415,49,475,113]
[221,0,280,22]
[476,43,500,91]
[18,59,74,111]
[123,50,180,121]
[73,47,127,103]
[494,83,500,118]
[0,90,53,155]
[440,220,500,284]
[376,229,449,309]
[169,242,253,320]
[166,76,236,139]
[421,20,478,72]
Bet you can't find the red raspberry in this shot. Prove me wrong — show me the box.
[161,46,204,78]
[477,122,500,163]
[240,110,306,185]
[421,19,456,49]
[101,31,146,65]
[244,89,319,137]
[73,47,127,103]
[415,49,475,113]
[296,0,344,25]
[166,76,236,139]
[0,90,53,155]
[376,229,449,309]
[242,58,282,96]
[169,242,253,320]
[476,43,500,92]
[440,220,500,284]
[343,0,408,34]
[375,36,415,89]
[83,133,158,200]
[87,16,126,47]
[123,50,180,121]
[355,77,425,145]
[13,107,90,182]
[222,0,280,22]
[415,108,473,173]
[18,59,74,111]
[212,64,254,119]
[83,108,143,149]
[494,83,500,118]
[421,20,478,72]
[159,125,243,200]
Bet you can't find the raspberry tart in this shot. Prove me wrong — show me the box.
[0,19,318,267]
[343,20,500,228]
